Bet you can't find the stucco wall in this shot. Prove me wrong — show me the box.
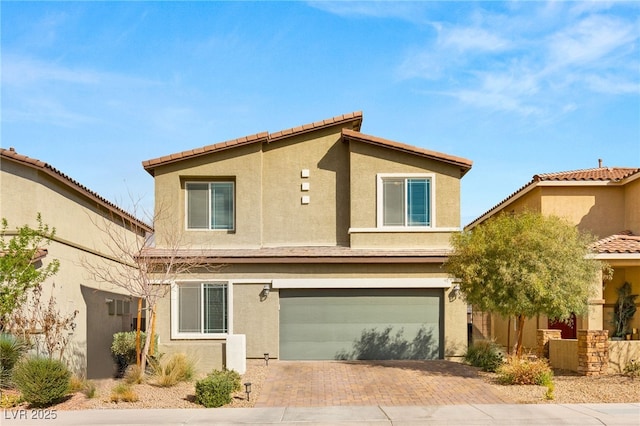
[154,261,466,371]
[152,143,263,248]
[540,186,626,239]
[624,178,640,234]
[347,140,462,248]
[1,158,146,378]
[262,128,350,246]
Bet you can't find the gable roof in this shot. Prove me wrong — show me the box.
[341,128,472,176]
[1,147,152,233]
[142,111,364,175]
[466,166,640,230]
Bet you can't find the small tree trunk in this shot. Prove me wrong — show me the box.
[149,304,156,357]
[136,298,142,366]
[514,314,525,357]
[139,308,154,375]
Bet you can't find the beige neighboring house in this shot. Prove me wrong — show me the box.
[0,147,152,378]
[466,165,640,351]
[140,112,473,372]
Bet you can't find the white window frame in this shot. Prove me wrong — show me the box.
[170,280,233,339]
[376,173,435,229]
[185,181,235,231]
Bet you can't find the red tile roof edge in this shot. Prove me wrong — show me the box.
[142,112,364,174]
[342,128,473,174]
[1,148,153,232]
[466,167,640,230]
[534,167,640,182]
[591,231,640,254]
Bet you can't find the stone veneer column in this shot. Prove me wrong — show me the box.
[577,330,609,376]
[537,329,562,359]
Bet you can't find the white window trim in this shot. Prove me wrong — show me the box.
[376,173,436,229]
[184,181,235,232]
[170,280,233,340]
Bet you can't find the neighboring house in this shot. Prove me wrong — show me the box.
[0,147,152,378]
[466,165,640,350]
[141,111,473,372]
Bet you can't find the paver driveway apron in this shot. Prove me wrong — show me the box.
[255,360,512,407]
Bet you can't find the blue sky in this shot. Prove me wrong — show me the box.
[2,1,639,225]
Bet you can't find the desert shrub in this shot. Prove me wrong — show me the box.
[496,356,553,386]
[124,364,145,385]
[195,369,241,408]
[0,392,23,408]
[11,357,71,407]
[150,353,195,387]
[623,359,640,379]
[0,333,29,388]
[70,376,97,398]
[464,340,504,372]
[110,383,139,403]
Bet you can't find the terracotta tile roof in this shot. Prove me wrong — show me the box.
[142,112,363,175]
[139,246,451,264]
[1,148,152,232]
[534,167,640,182]
[591,231,640,254]
[466,166,640,230]
[341,128,473,175]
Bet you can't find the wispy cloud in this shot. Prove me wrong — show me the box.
[395,3,639,117]
[307,1,430,24]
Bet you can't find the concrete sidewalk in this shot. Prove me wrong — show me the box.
[2,404,639,425]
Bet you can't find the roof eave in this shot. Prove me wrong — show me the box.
[342,129,473,176]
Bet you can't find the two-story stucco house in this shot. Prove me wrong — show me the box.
[140,112,473,371]
[0,147,152,378]
[466,165,640,350]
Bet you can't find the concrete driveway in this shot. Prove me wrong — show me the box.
[255,360,513,407]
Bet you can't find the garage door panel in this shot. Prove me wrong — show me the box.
[280,289,442,360]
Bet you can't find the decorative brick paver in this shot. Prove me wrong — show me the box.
[254,360,513,407]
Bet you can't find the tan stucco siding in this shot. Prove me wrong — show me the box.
[262,128,350,246]
[155,261,465,371]
[152,143,263,248]
[347,141,462,248]
[624,178,640,234]
[540,186,625,238]
[1,161,145,378]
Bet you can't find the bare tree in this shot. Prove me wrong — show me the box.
[81,199,218,375]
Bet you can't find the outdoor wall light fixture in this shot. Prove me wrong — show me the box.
[244,382,252,401]
[262,284,270,296]
[449,282,461,302]
[264,353,269,366]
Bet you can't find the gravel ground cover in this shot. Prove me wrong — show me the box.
[15,360,640,410]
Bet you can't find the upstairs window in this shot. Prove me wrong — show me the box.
[186,182,234,230]
[378,174,433,228]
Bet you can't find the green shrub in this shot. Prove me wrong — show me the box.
[0,333,29,388]
[0,392,23,408]
[111,331,158,377]
[150,353,195,387]
[623,359,640,379]
[12,357,71,407]
[195,369,242,408]
[464,340,504,372]
[496,356,554,386]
